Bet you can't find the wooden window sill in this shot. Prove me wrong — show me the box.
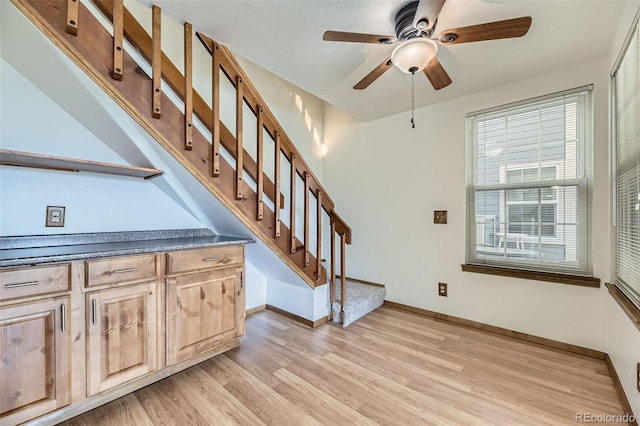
[461,264,600,288]
[605,283,640,331]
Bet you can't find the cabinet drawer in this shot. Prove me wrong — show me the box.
[166,246,243,275]
[86,254,157,287]
[0,264,70,301]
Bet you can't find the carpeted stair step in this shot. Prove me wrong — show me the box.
[328,279,386,327]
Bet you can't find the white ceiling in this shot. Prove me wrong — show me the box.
[145,0,627,121]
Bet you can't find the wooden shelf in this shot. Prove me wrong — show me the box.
[0,149,163,179]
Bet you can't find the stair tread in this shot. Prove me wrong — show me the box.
[329,280,386,327]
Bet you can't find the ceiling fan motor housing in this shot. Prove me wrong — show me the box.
[395,1,428,40]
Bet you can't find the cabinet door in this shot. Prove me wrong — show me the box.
[0,297,70,426]
[167,267,243,364]
[87,282,158,396]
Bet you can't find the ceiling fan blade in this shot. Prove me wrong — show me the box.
[323,31,396,44]
[354,57,393,90]
[412,0,446,31]
[423,56,452,90]
[437,16,532,45]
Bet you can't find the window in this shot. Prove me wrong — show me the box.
[466,86,593,277]
[613,13,640,308]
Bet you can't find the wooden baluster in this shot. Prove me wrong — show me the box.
[183,22,193,151]
[256,106,264,220]
[340,233,346,324]
[235,76,244,199]
[211,42,221,177]
[330,220,336,321]
[316,190,322,280]
[65,0,78,35]
[303,172,310,267]
[289,154,297,253]
[274,132,281,238]
[112,0,124,80]
[151,5,161,118]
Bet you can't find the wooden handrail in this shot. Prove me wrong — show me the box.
[330,210,352,244]
[196,33,336,215]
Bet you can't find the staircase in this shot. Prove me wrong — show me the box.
[8,0,387,324]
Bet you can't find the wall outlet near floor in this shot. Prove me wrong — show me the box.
[46,206,65,227]
[438,282,448,297]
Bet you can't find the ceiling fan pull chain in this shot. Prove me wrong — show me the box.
[411,71,416,129]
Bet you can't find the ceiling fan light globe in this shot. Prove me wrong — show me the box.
[391,38,438,74]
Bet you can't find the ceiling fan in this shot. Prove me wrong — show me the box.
[323,0,532,91]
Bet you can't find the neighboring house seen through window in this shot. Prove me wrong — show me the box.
[466,86,593,277]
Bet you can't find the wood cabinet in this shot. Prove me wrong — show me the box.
[86,281,158,396]
[0,297,71,425]
[166,266,244,364]
[0,243,245,425]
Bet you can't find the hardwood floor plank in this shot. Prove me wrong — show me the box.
[61,393,153,426]
[322,352,492,426]
[172,365,267,426]
[273,368,377,425]
[135,377,211,426]
[62,308,626,426]
[211,355,323,425]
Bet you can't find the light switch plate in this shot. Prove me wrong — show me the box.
[434,210,447,224]
[46,206,65,227]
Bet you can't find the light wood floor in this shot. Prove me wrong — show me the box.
[62,307,625,425]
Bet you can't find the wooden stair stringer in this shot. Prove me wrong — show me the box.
[11,0,325,288]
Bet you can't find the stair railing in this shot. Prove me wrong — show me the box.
[12,0,352,322]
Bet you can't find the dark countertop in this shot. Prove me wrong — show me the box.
[0,229,254,268]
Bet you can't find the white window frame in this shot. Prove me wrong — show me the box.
[466,86,593,277]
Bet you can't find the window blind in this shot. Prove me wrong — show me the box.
[466,87,593,276]
[613,14,640,308]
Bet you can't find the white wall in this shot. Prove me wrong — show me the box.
[605,0,640,416]
[245,261,267,310]
[266,278,327,321]
[323,57,612,352]
[0,59,204,235]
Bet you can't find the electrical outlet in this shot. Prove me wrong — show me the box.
[434,210,447,224]
[46,206,65,227]
[438,282,448,297]
[637,363,640,394]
